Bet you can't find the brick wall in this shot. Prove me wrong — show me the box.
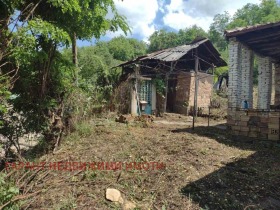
[174,71,213,115]
[228,39,242,108]
[257,56,272,110]
[174,72,193,114]
[240,45,254,108]
[227,109,279,141]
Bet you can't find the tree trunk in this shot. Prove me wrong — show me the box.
[72,32,78,66]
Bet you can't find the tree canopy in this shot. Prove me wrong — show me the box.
[148,25,207,53]
[0,0,130,152]
[107,36,147,61]
[209,0,280,53]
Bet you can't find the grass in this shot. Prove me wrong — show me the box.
[3,114,280,209]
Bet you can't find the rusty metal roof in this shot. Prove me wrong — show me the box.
[225,21,280,37]
[117,38,227,68]
[225,21,280,60]
[142,41,203,62]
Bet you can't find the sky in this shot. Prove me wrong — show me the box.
[78,0,261,46]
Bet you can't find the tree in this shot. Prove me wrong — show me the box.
[107,36,147,61]
[209,0,280,82]
[0,0,130,152]
[148,25,207,53]
[209,12,231,52]
[177,25,208,44]
[228,0,280,29]
[17,0,130,69]
[148,29,179,52]
[228,3,261,29]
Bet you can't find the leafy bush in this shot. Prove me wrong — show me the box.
[74,121,93,138]
[0,173,20,209]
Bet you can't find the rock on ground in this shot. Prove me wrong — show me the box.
[106,188,122,202]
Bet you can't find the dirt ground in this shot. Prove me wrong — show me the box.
[3,113,280,210]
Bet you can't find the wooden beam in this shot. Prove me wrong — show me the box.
[192,49,199,130]
[265,50,280,56]
[226,22,280,38]
[257,48,280,54]
[250,41,280,49]
[164,62,173,113]
[241,32,280,44]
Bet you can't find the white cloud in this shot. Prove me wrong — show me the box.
[163,0,261,31]
[163,10,213,31]
[107,0,159,40]
[104,0,262,41]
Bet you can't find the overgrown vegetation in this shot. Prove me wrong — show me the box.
[0,0,130,155]
[4,116,278,209]
[0,173,19,209]
[1,0,280,208]
[0,0,279,158]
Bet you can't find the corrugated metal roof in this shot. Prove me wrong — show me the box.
[225,21,280,37]
[117,38,226,67]
[224,21,280,60]
[140,39,205,62]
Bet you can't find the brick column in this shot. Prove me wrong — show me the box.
[257,56,272,110]
[240,45,254,108]
[228,39,242,108]
[274,63,280,106]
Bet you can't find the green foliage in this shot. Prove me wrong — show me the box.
[0,0,130,152]
[177,25,208,44]
[74,121,92,138]
[0,76,11,117]
[209,12,231,52]
[0,173,20,209]
[153,77,166,96]
[210,0,280,52]
[228,0,280,29]
[18,0,130,40]
[209,0,280,81]
[213,66,228,83]
[61,36,147,112]
[107,36,147,61]
[148,29,178,52]
[148,25,207,52]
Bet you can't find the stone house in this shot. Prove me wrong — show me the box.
[116,38,226,116]
[225,21,280,141]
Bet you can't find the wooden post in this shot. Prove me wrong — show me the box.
[192,50,199,130]
[208,64,214,127]
[135,65,141,115]
[164,62,173,113]
[208,106,210,127]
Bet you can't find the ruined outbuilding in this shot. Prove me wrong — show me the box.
[115,38,226,116]
[225,21,280,141]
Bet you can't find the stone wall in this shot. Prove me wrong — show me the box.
[227,109,279,141]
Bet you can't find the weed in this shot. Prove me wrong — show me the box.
[74,122,93,138]
[0,173,20,209]
[54,194,77,210]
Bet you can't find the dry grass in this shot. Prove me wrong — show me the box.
[3,114,280,209]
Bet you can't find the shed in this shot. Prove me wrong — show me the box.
[116,38,226,116]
